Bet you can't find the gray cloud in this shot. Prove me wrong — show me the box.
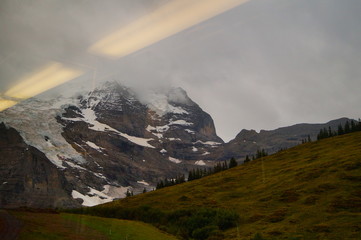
[1,0,361,141]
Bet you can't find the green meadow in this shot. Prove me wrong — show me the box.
[83,132,361,240]
[11,211,177,240]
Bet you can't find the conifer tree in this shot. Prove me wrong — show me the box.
[338,124,344,135]
[328,126,333,137]
[351,121,356,132]
[345,121,351,134]
[229,157,238,168]
[188,170,194,181]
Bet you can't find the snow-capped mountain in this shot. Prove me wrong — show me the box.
[0,81,223,208]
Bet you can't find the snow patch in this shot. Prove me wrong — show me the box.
[120,132,155,148]
[170,119,193,126]
[72,189,112,207]
[160,149,167,154]
[146,124,172,138]
[64,161,87,170]
[137,180,149,186]
[169,157,182,164]
[196,140,222,146]
[202,151,210,155]
[85,141,104,152]
[146,124,170,133]
[185,129,195,134]
[72,185,129,207]
[195,160,206,166]
[152,133,164,139]
[192,146,198,152]
[168,137,181,141]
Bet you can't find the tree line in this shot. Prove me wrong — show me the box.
[156,149,268,190]
[243,149,268,163]
[317,119,361,140]
[156,157,238,190]
[156,174,186,189]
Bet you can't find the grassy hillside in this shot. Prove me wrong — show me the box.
[85,132,361,240]
[10,210,177,240]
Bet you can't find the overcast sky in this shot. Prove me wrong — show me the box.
[1,0,361,142]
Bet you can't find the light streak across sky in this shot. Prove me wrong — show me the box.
[89,0,249,59]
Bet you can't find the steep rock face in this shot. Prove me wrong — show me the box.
[0,123,79,208]
[210,118,353,161]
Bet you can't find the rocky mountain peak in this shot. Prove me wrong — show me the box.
[0,80,224,208]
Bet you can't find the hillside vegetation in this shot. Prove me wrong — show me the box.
[10,210,177,240]
[80,132,361,240]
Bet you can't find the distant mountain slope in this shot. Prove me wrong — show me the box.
[93,132,361,240]
[210,117,354,161]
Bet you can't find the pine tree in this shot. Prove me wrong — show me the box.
[307,134,311,142]
[188,170,194,181]
[351,121,356,132]
[262,149,268,157]
[222,160,228,170]
[328,126,333,137]
[229,157,238,168]
[158,180,164,189]
[143,188,147,193]
[196,168,201,179]
[214,162,222,173]
[345,121,351,134]
[244,155,250,163]
[338,124,344,135]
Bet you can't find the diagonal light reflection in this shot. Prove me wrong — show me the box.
[0,62,83,112]
[89,0,249,59]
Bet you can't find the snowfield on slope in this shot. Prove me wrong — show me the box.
[0,97,85,169]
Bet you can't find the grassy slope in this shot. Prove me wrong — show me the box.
[97,132,361,240]
[11,211,178,240]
